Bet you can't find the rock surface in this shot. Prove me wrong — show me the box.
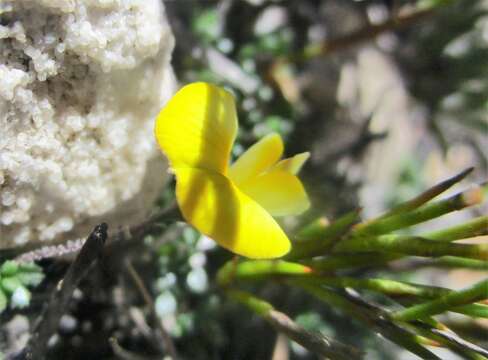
[0,0,175,249]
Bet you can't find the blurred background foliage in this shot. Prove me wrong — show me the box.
[1,0,486,359]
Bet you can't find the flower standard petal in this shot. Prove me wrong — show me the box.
[228,132,283,186]
[174,167,291,259]
[154,82,237,174]
[238,169,310,217]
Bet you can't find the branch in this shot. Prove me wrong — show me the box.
[20,223,108,360]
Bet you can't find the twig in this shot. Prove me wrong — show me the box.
[266,309,362,359]
[125,260,178,359]
[227,289,362,360]
[109,337,161,360]
[20,223,108,360]
[292,282,442,359]
[404,321,488,359]
[430,327,488,358]
[11,203,179,263]
[340,290,488,359]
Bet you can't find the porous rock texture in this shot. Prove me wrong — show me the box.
[0,0,176,249]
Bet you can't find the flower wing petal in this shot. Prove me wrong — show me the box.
[239,169,310,217]
[271,152,310,175]
[175,167,291,259]
[228,133,283,186]
[155,82,237,174]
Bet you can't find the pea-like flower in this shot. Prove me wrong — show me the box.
[155,82,310,259]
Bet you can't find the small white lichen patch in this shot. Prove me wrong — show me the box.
[0,0,176,248]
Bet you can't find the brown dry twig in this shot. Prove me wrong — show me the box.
[125,259,179,359]
[294,5,437,62]
[109,337,162,360]
[265,308,363,360]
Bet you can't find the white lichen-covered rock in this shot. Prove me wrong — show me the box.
[0,0,176,249]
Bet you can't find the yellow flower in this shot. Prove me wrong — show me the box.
[154,82,310,259]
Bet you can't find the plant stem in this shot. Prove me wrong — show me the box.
[452,303,488,318]
[227,289,273,315]
[287,209,360,260]
[335,234,488,260]
[392,279,488,321]
[294,275,452,298]
[226,289,363,359]
[302,253,399,271]
[432,256,488,270]
[292,281,442,359]
[351,186,484,237]
[402,321,488,359]
[292,275,488,318]
[295,216,329,242]
[216,260,311,286]
[422,216,488,242]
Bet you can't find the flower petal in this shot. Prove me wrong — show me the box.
[174,167,291,259]
[155,82,237,174]
[239,169,310,217]
[270,152,310,175]
[228,132,283,186]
